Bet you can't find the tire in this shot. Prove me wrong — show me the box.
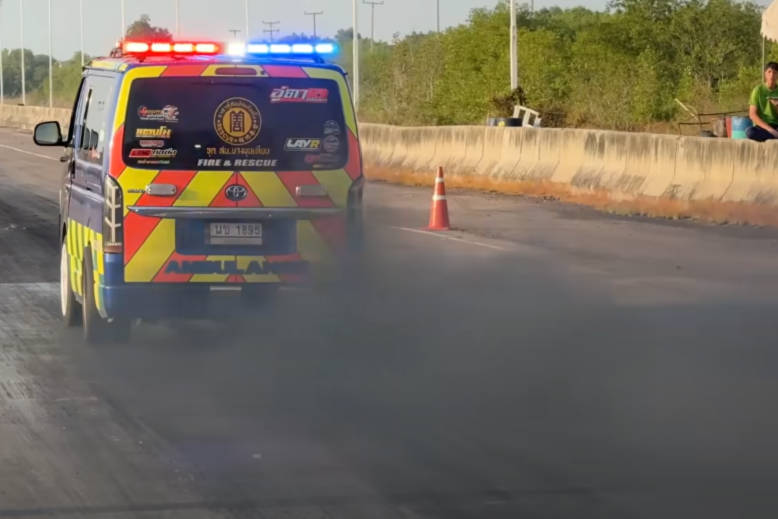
[60,239,81,327]
[82,250,131,344]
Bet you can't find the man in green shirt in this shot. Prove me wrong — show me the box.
[747,62,778,141]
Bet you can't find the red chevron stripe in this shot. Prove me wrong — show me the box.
[134,170,197,207]
[123,213,161,264]
[276,171,334,208]
[312,216,346,250]
[162,64,208,76]
[153,252,206,283]
[265,253,303,263]
[262,65,308,78]
[236,172,263,207]
[209,172,238,207]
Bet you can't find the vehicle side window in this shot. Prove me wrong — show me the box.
[76,76,115,164]
[65,78,86,146]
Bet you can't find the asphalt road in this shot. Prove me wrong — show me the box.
[1,126,778,518]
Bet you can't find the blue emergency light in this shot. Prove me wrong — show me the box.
[228,41,338,58]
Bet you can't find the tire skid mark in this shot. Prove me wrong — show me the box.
[0,282,215,513]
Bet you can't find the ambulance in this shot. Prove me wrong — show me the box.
[33,40,363,342]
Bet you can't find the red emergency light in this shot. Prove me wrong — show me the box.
[121,40,221,56]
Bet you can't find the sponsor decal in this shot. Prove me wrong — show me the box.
[164,259,307,275]
[206,146,270,157]
[129,147,178,159]
[323,120,341,135]
[137,105,180,123]
[270,86,329,104]
[196,158,278,168]
[135,126,173,139]
[139,139,165,148]
[285,138,321,152]
[213,97,261,146]
[224,184,248,202]
[304,153,341,169]
[322,134,340,153]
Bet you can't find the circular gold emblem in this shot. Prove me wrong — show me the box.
[213,97,261,146]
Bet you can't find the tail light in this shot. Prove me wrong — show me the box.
[103,176,123,254]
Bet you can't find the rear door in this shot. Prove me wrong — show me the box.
[116,64,360,284]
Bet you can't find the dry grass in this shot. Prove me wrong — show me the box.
[366,166,778,228]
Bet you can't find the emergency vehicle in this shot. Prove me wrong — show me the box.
[33,40,363,343]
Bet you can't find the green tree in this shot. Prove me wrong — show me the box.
[125,14,172,40]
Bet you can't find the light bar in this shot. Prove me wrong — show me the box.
[123,41,150,53]
[173,42,194,53]
[244,41,339,57]
[228,42,246,56]
[270,43,292,54]
[315,43,336,54]
[121,40,221,56]
[150,42,172,52]
[247,43,270,54]
[195,43,219,54]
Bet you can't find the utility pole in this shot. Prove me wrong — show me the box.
[436,0,440,32]
[352,0,359,110]
[48,0,52,108]
[0,1,4,105]
[262,21,279,42]
[80,0,85,66]
[19,0,24,105]
[244,0,249,39]
[362,0,383,48]
[509,0,518,91]
[228,29,241,39]
[120,0,126,39]
[175,0,180,37]
[305,10,323,39]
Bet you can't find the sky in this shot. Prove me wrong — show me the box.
[0,0,617,61]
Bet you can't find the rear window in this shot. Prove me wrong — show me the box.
[123,76,348,171]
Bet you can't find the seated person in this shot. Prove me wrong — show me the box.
[746,62,778,142]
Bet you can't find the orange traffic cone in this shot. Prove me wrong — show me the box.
[428,167,450,231]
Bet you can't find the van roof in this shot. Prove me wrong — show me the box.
[86,56,347,75]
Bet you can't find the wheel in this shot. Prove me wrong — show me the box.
[60,239,81,327]
[82,250,131,344]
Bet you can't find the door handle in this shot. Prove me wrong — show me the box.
[59,155,69,163]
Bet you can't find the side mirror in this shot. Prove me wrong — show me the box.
[33,121,64,146]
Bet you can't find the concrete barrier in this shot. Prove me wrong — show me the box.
[3,104,778,224]
[0,105,71,132]
[360,122,778,226]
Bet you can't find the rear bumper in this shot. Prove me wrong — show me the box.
[101,283,279,319]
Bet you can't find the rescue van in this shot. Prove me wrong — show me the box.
[33,40,363,342]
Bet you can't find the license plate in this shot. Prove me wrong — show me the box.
[208,222,263,245]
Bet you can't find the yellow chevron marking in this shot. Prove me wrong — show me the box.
[312,169,351,207]
[297,220,331,263]
[240,172,296,207]
[174,171,233,207]
[113,66,167,131]
[190,255,234,283]
[125,219,175,282]
[120,168,159,215]
[89,60,125,71]
[303,68,357,136]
